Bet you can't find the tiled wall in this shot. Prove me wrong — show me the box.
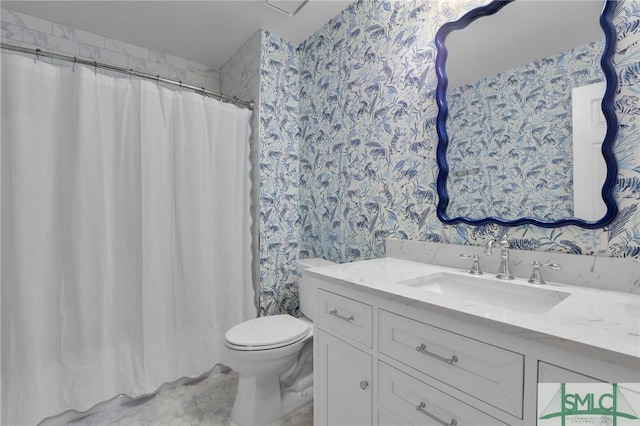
[1,8,220,91]
[220,31,262,313]
[386,238,640,294]
[447,40,604,220]
[298,0,640,265]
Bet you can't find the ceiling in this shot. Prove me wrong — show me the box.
[2,0,353,69]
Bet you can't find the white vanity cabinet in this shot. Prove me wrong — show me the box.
[377,362,508,425]
[315,329,372,426]
[313,281,520,426]
[379,310,523,419]
[311,268,640,426]
[314,289,373,426]
[374,310,521,425]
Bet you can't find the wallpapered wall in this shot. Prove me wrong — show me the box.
[233,0,640,316]
[447,40,604,220]
[297,0,640,266]
[257,33,303,315]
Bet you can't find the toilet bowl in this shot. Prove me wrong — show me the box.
[224,258,335,426]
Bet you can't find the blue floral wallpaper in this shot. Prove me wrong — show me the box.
[298,0,640,262]
[447,41,604,220]
[258,32,302,315]
[254,0,640,315]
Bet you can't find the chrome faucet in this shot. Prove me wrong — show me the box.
[459,253,483,275]
[528,261,562,284]
[484,235,514,280]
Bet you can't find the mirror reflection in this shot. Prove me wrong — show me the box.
[442,1,608,223]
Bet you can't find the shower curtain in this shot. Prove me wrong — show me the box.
[1,54,255,425]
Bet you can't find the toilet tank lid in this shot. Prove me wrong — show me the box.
[296,258,335,269]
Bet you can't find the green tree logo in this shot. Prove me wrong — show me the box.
[540,383,639,425]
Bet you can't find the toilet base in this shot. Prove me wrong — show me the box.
[230,372,314,426]
[231,373,282,426]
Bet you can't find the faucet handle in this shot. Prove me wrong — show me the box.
[483,238,497,255]
[528,261,561,285]
[484,234,510,255]
[459,254,483,275]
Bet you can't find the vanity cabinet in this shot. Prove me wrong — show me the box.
[311,271,639,426]
[314,289,373,426]
[315,329,372,426]
[379,310,523,418]
[313,284,517,426]
[316,288,372,347]
[378,362,508,425]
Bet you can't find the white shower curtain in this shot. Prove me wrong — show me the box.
[1,54,255,426]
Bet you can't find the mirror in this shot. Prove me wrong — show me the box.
[434,0,618,229]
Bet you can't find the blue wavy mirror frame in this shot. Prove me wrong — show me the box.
[434,0,618,229]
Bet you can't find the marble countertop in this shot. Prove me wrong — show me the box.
[307,257,640,360]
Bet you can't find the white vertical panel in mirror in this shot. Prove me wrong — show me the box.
[572,82,607,221]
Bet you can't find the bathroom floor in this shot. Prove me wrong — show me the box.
[47,367,313,426]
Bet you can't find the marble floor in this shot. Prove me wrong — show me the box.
[43,366,313,426]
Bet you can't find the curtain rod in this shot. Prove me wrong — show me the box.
[1,43,254,111]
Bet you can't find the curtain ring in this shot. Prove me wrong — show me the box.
[93,60,98,75]
[129,68,134,81]
[72,56,77,72]
[34,48,41,64]
[201,87,208,98]
[219,92,224,102]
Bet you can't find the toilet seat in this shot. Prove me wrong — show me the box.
[225,315,311,351]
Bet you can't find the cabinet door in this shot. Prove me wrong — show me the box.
[538,362,603,383]
[315,329,372,426]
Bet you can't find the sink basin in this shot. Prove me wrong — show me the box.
[398,272,570,315]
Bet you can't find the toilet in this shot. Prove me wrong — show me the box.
[224,258,335,426]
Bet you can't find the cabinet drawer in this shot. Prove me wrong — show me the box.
[379,310,523,418]
[317,289,373,347]
[378,362,508,426]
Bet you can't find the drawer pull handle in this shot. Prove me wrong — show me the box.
[416,401,458,426]
[329,309,355,322]
[416,343,459,365]
[359,380,369,390]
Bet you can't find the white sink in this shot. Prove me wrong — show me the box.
[398,272,570,315]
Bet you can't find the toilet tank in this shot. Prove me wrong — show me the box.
[297,258,335,320]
